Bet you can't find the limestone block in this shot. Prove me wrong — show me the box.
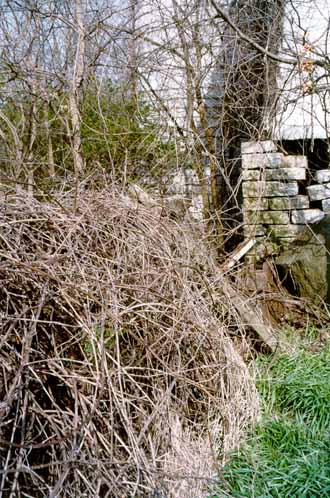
[269,195,309,210]
[163,195,191,219]
[243,197,268,211]
[242,153,284,169]
[316,170,330,183]
[243,224,267,237]
[242,170,262,180]
[243,168,306,181]
[269,224,307,238]
[275,241,328,303]
[266,167,306,181]
[283,156,308,168]
[244,210,289,225]
[290,196,310,209]
[291,209,324,224]
[242,181,265,197]
[322,199,330,213]
[247,240,279,257]
[307,184,330,201]
[241,140,277,155]
[242,181,298,198]
[275,236,299,244]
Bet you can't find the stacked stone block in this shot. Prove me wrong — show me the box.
[308,171,330,213]
[242,140,326,256]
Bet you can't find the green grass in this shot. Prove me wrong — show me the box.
[209,347,330,498]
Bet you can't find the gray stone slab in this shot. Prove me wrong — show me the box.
[243,224,267,237]
[267,167,306,181]
[275,241,328,303]
[268,197,292,210]
[269,195,309,210]
[291,209,324,224]
[244,210,289,225]
[307,184,330,201]
[242,167,306,181]
[247,240,279,257]
[241,140,277,155]
[242,170,262,180]
[316,170,330,183]
[242,153,284,169]
[242,181,299,198]
[275,236,299,243]
[283,155,308,168]
[243,197,269,211]
[322,198,330,213]
[290,195,310,209]
[269,224,307,238]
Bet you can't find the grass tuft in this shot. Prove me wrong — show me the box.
[210,347,330,498]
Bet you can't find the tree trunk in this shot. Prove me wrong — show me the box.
[69,0,85,208]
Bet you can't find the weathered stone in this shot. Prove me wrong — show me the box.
[291,209,324,224]
[242,153,284,169]
[242,181,265,197]
[267,167,306,181]
[264,182,299,197]
[247,240,279,258]
[282,155,308,168]
[268,197,291,210]
[268,224,307,238]
[242,181,298,198]
[290,196,310,209]
[242,167,305,181]
[244,210,289,225]
[241,140,277,155]
[242,170,262,180]
[268,195,309,210]
[316,170,330,183]
[275,240,327,303]
[242,267,275,292]
[307,184,330,201]
[275,236,299,244]
[244,224,267,237]
[322,198,330,213]
[243,197,268,211]
[309,217,330,303]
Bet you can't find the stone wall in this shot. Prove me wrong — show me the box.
[242,140,330,301]
[242,140,330,256]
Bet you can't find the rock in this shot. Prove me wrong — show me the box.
[244,210,289,225]
[243,197,268,210]
[291,209,324,224]
[242,152,284,169]
[307,184,330,201]
[282,155,308,168]
[242,167,306,181]
[128,184,190,220]
[322,198,330,213]
[244,224,267,237]
[163,195,190,219]
[268,224,307,238]
[316,170,330,183]
[276,239,327,303]
[128,184,161,211]
[247,240,279,257]
[269,195,309,210]
[242,181,299,198]
[241,140,277,154]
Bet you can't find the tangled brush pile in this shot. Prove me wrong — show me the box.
[0,189,258,497]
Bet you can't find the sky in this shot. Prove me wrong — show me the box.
[275,0,330,139]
